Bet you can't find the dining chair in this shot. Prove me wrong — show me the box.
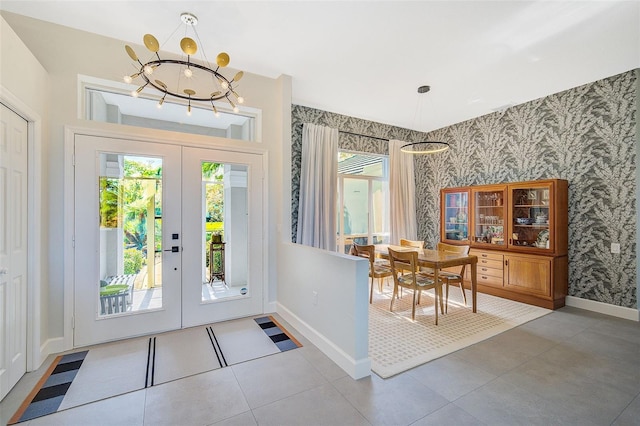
[399,238,424,248]
[398,238,426,284]
[387,247,442,324]
[352,243,394,304]
[424,242,470,313]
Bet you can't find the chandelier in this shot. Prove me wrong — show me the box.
[123,12,244,116]
[400,85,449,154]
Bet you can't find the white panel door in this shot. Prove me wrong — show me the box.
[0,103,28,400]
[181,147,264,327]
[73,135,182,347]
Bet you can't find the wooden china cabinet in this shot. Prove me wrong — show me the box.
[440,179,568,309]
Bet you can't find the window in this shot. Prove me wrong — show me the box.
[337,152,390,254]
[79,75,259,141]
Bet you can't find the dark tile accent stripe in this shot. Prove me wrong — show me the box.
[253,316,302,352]
[52,359,84,374]
[145,336,157,388]
[206,326,227,368]
[8,351,88,424]
[270,333,290,343]
[31,382,72,402]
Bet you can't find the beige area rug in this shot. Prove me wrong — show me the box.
[369,286,551,378]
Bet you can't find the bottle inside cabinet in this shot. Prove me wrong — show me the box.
[512,187,550,248]
[472,189,505,245]
[443,191,468,241]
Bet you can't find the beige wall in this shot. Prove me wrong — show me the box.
[1,12,291,349]
[1,15,51,360]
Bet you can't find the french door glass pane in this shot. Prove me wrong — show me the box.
[201,162,249,301]
[343,178,369,253]
[372,180,390,244]
[98,153,163,316]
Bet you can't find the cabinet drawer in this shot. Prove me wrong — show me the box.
[477,265,503,278]
[472,250,504,262]
[476,273,503,287]
[477,258,503,270]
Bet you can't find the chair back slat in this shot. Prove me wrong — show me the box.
[436,242,470,274]
[400,238,424,248]
[388,247,417,279]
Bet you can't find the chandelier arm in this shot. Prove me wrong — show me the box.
[139,59,233,101]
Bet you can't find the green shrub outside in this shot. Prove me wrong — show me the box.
[124,248,144,274]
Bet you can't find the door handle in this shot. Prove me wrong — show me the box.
[0,267,7,275]
[164,246,180,252]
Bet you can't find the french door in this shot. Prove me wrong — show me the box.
[337,176,390,254]
[73,134,263,347]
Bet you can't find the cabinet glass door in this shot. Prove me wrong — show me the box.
[510,185,552,250]
[472,187,507,246]
[442,190,469,242]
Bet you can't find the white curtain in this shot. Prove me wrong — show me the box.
[389,139,418,243]
[297,123,338,250]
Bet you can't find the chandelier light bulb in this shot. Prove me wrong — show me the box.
[232,91,244,104]
[220,81,229,90]
[143,65,154,75]
[227,97,238,113]
[187,104,192,116]
[184,68,193,78]
[132,83,147,98]
[157,97,165,108]
[123,75,133,84]
[210,101,220,117]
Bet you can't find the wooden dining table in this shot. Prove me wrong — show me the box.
[375,244,479,313]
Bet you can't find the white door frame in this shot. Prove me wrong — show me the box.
[63,125,269,350]
[0,86,44,372]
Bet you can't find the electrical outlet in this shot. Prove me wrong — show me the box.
[312,290,318,306]
[611,243,621,254]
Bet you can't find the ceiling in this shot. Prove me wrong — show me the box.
[1,1,638,132]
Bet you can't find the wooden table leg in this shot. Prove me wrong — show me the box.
[471,260,477,313]
[434,268,444,315]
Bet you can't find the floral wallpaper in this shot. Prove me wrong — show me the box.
[292,69,638,308]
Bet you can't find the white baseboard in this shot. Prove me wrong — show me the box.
[565,296,639,322]
[31,337,64,372]
[276,303,371,379]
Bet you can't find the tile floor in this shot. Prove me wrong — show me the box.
[2,306,640,426]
